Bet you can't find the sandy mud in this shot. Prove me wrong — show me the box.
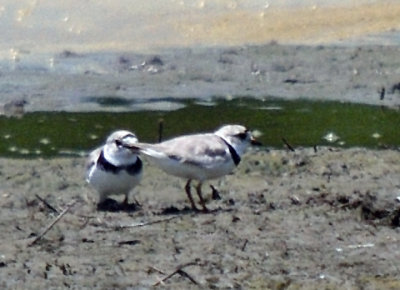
[0,147,399,288]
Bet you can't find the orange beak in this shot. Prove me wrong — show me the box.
[250,136,262,146]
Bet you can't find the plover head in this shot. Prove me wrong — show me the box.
[214,125,261,156]
[104,130,139,166]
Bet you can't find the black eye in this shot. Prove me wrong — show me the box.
[236,133,248,140]
[115,139,123,147]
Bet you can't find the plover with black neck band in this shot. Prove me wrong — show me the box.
[86,130,142,211]
[124,125,261,212]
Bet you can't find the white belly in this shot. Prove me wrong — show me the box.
[87,166,142,201]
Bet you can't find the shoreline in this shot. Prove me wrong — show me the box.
[1,44,400,113]
[2,1,400,112]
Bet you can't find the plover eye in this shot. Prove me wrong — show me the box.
[236,132,248,140]
[115,139,123,147]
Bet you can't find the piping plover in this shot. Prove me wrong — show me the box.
[124,125,260,212]
[86,130,142,211]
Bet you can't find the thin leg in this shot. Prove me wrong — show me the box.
[121,193,139,212]
[123,194,129,205]
[185,179,199,211]
[195,182,209,212]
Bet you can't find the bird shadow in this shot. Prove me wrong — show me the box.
[156,205,234,216]
[96,198,141,213]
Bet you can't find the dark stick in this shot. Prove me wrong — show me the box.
[241,239,249,251]
[35,194,59,214]
[177,269,199,285]
[282,137,295,152]
[153,260,200,286]
[28,200,76,247]
[158,118,164,143]
[379,87,385,100]
[148,266,166,275]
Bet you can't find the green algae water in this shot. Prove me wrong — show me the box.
[1,98,399,158]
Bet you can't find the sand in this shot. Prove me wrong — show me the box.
[0,147,399,288]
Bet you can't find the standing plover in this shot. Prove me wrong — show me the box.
[124,125,260,212]
[86,130,142,211]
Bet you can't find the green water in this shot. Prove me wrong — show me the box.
[1,98,399,158]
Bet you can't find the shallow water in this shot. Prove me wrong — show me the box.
[1,0,399,58]
[1,98,399,158]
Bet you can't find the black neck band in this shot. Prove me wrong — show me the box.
[98,150,142,175]
[220,138,241,166]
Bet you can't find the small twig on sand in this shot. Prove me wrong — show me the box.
[176,269,199,285]
[114,216,178,229]
[241,239,249,251]
[148,266,166,275]
[282,137,295,152]
[153,260,200,286]
[28,200,77,247]
[35,194,59,214]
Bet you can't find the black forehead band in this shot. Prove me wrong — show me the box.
[122,133,135,139]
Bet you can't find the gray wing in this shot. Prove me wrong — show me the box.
[154,134,231,168]
[85,146,102,180]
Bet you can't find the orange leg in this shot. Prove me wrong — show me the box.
[185,179,199,211]
[195,182,209,212]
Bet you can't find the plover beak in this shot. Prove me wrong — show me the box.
[250,136,262,146]
[116,136,140,151]
[121,142,141,153]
